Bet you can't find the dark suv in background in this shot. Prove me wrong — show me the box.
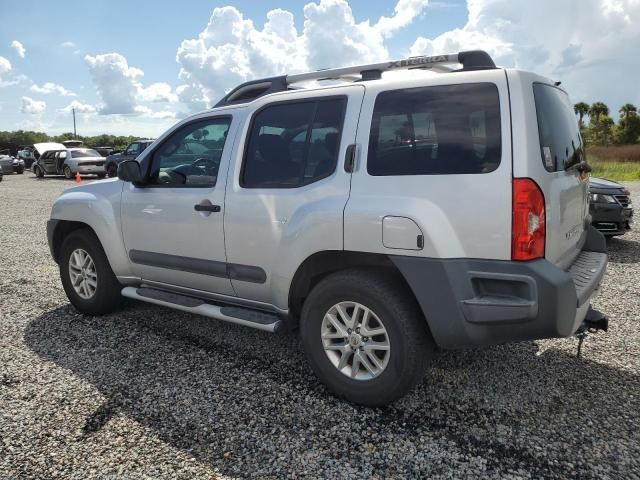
[590,177,633,237]
[104,139,154,177]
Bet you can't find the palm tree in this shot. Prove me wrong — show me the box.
[589,102,609,123]
[619,103,637,120]
[574,102,590,127]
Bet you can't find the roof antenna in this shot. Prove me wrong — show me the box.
[554,81,562,86]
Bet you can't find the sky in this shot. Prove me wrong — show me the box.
[0,0,638,137]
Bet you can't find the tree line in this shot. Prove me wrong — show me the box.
[0,131,142,153]
[574,102,640,146]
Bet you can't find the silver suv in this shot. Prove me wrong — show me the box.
[47,51,608,406]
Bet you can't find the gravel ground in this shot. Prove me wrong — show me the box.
[1,173,639,479]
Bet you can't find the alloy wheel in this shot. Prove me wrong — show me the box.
[321,301,390,380]
[68,248,98,300]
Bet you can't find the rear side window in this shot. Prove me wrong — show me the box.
[242,97,346,188]
[533,83,584,172]
[368,83,501,176]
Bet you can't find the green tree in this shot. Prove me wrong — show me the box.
[614,103,640,144]
[589,102,609,123]
[592,115,615,146]
[574,102,590,127]
[619,103,637,120]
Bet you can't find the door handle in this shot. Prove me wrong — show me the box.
[194,204,221,212]
[344,144,356,173]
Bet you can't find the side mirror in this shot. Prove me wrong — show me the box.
[117,160,143,184]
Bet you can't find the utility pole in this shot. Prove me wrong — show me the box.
[72,108,77,138]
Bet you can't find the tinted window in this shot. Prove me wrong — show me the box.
[533,83,584,171]
[242,97,345,188]
[148,117,230,187]
[368,83,501,176]
[126,143,141,155]
[71,149,101,158]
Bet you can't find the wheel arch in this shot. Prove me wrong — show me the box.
[49,220,98,264]
[288,251,431,333]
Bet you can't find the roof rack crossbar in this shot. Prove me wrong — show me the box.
[213,50,496,107]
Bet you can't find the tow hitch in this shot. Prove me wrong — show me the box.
[575,306,609,358]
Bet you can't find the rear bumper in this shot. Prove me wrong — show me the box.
[76,164,105,174]
[391,226,608,348]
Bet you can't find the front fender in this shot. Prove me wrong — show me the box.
[49,180,132,278]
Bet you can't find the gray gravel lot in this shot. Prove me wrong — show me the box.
[1,173,639,479]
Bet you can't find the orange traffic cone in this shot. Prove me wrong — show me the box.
[75,171,82,183]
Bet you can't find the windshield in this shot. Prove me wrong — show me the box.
[533,83,584,172]
[70,149,101,158]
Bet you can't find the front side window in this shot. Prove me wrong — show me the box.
[147,117,231,187]
[241,97,346,188]
[126,143,140,156]
[533,83,584,172]
[368,83,501,176]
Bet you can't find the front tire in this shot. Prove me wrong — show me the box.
[63,165,73,179]
[59,229,123,315]
[34,166,44,178]
[106,163,117,178]
[300,269,434,406]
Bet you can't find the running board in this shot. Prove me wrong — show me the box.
[121,286,283,333]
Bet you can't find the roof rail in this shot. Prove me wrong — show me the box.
[214,50,496,108]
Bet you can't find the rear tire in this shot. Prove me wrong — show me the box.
[63,165,73,179]
[300,269,433,406]
[59,229,123,315]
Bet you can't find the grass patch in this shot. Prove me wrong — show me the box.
[587,145,640,181]
[589,159,640,181]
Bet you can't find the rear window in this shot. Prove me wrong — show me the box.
[367,83,501,176]
[71,149,101,158]
[533,83,584,172]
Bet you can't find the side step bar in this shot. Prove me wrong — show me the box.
[121,286,283,333]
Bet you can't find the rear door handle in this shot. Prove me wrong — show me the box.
[194,204,221,212]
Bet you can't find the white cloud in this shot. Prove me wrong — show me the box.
[374,0,429,37]
[0,56,11,78]
[30,82,77,97]
[409,0,640,108]
[61,41,76,48]
[85,53,144,114]
[138,82,178,103]
[21,96,46,115]
[150,110,177,119]
[85,52,178,114]
[11,40,25,59]
[60,100,97,114]
[175,0,430,110]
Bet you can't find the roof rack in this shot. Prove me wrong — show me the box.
[214,50,496,108]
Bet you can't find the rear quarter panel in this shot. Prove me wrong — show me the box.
[507,70,588,267]
[345,69,513,260]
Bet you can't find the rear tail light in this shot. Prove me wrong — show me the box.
[512,178,545,261]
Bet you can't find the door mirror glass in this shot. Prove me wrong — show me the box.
[118,160,143,183]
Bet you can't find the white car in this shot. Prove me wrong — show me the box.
[46,50,608,406]
[33,143,106,179]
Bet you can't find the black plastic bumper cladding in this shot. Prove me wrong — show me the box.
[390,226,607,349]
[46,219,60,262]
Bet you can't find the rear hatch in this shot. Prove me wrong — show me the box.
[532,82,589,267]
